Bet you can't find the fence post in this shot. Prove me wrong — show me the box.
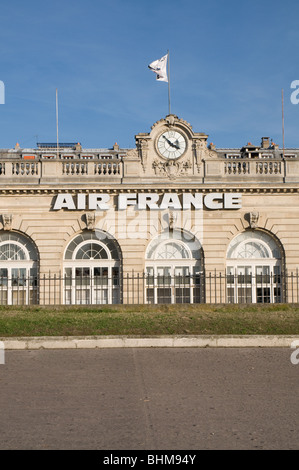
[291,271,294,304]
[219,272,222,304]
[214,269,217,304]
[54,273,56,305]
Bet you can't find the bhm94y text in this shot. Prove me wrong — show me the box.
[103,454,197,467]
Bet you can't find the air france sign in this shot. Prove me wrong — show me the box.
[53,192,242,211]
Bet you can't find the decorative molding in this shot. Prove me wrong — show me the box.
[84,212,96,231]
[165,115,176,127]
[136,139,148,172]
[151,114,192,131]
[168,210,177,230]
[152,159,192,180]
[125,148,138,159]
[193,139,205,171]
[2,214,12,231]
[245,211,259,229]
[0,187,298,195]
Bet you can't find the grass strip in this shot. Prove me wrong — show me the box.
[0,303,298,337]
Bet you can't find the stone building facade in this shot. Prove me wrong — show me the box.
[0,114,298,305]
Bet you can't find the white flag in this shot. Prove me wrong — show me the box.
[148,54,168,82]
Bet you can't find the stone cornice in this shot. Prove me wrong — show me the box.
[0,186,298,195]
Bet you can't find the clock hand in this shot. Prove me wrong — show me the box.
[162,135,172,146]
[169,140,180,150]
[163,135,180,149]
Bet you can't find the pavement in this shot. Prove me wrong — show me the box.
[1,334,299,349]
[1,347,298,449]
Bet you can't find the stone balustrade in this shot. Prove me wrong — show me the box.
[0,155,298,184]
[0,159,123,184]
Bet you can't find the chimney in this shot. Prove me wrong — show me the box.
[261,137,270,149]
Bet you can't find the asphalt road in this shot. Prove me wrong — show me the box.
[0,348,298,450]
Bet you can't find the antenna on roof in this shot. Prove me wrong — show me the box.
[282,88,285,159]
[56,88,59,158]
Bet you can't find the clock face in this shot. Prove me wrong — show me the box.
[157,130,187,159]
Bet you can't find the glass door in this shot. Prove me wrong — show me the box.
[227,263,282,303]
[146,264,203,304]
[64,265,120,305]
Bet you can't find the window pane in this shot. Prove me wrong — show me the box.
[112,288,120,304]
[256,287,271,303]
[193,267,202,286]
[112,267,119,286]
[157,267,171,285]
[175,288,190,304]
[30,268,38,287]
[175,267,190,284]
[12,290,26,305]
[75,243,108,260]
[256,266,270,284]
[75,289,90,305]
[12,268,26,286]
[0,243,27,261]
[65,233,120,261]
[274,287,281,303]
[94,267,108,286]
[157,288,171,304]
[0,290,7,305]
[75,268,90,286]
[237,287,252,303]
[146,288,155,304]
[227,287,235,303]
[156,242,189,260]
[94,289,108,304]
[193,287,203,303]
[0,268,8,286]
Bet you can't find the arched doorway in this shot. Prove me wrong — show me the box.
[226,230,283,303]
[0,231,39,305]
[64,230,122,304]
[145,230,204,303]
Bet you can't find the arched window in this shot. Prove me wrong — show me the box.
[0,232,38,305]
[149,240,190,260]
[145,230,204,304]
[226,230,283,303]
[64,231,121,305]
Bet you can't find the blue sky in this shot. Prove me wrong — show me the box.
[1,0,299,149]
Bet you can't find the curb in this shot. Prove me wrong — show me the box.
[1,335,299,350]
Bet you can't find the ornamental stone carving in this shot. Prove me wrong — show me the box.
[245,211,259,229]
[152,159,192,180]
[85,212,96,231]
[125,148,138,159]
[136,139,149,172]
[2,214,12,231]
[168,210,177,230]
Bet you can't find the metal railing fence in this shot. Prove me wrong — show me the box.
[0,270,298,306]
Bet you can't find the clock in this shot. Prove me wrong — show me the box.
[156,130,187,159]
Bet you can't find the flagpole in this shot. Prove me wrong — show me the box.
[56,88,59,159]
[282,88,285,160]
[167,50,171,115]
